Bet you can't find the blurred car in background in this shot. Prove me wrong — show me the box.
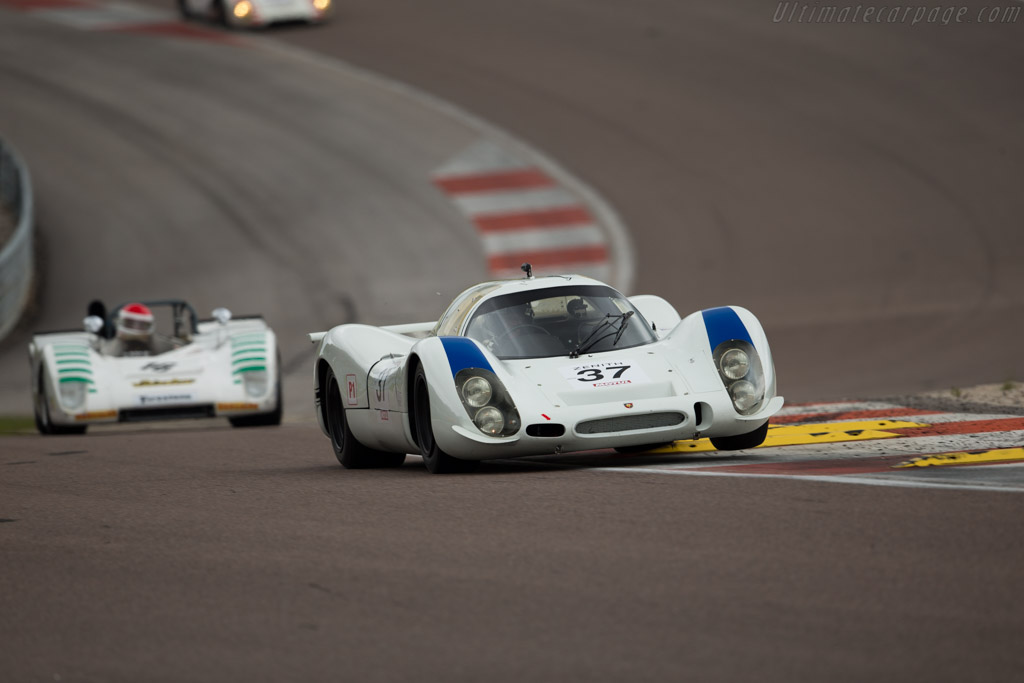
[177,0,332,29]
[29,299,282,434]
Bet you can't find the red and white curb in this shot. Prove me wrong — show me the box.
[433,140,616,283]
[0,0,232,41]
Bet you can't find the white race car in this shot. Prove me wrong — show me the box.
[309,267,783,473]
[29,300,282,434]
[177,0,332,28]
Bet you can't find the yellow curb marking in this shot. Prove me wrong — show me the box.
[648,420,928,454]
[895,447,1024,469]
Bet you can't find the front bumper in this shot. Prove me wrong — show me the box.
[433,391,783,460]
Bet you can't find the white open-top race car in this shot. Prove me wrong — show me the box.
[309,267,783,473]
[177,0,332,29]
[29,300,282,434]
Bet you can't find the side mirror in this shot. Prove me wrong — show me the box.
[83,316,105,335]
[211,307,232,325]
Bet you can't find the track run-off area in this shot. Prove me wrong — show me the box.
[1,1,1023,682]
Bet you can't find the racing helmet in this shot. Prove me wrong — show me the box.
[116,303,155,341]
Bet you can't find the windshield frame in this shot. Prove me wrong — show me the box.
[463,284,657,360]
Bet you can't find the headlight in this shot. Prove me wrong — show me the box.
[313,0,331,10]
[728,380,759,412]
[59,380,87,410]
[720,348,749,380]
[243,370,268,398]
[713,340,765,415]
[233,0,252,18]
[462,376,492,408]
[474,407,504,435]
[455,367,521,437]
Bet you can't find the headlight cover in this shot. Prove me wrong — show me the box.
[243,370,269,398]
[455,368,520,437]
[58,379,88,410]
[713,340,765,415]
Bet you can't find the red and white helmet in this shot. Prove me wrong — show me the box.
[116,303,154,341]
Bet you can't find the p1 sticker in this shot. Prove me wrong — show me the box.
[346,374,358,406]
[560,359,650,388]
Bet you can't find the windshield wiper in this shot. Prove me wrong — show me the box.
[570,311,633,358]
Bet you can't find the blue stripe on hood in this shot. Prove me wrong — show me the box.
[701,307,752,350]
[440,337,493,376]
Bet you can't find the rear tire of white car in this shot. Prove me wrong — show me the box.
[710,421,769,451]
[412,365,479,474]
[325,371,406,469]
[34,368,86,436]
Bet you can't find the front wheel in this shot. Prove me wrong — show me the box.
[325,371,405,469]
[710,421,769,451]
[413,365,478,474]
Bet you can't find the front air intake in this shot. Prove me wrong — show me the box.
[575,412,685,435]
[526,423,566,437]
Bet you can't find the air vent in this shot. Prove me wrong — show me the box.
[526,423,566,437]
[576,412,685,435]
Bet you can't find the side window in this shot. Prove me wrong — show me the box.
[433,284,501,336]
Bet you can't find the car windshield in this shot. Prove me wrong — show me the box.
[464,285,656,359]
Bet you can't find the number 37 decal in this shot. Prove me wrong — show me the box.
[576,366,630,382]
[560,359,650,388]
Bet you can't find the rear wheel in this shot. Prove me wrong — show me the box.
[710,421,769,451]
[325,371,405,469]
[413,365,478,474]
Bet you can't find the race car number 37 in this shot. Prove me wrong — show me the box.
[560,359,650,388]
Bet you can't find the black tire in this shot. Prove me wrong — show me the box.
[325,371,405,469]
[35,368,86,436]
[229,366,283,427]
[710,421,769,451]
[413,365,478,474]
[213,0,228,26]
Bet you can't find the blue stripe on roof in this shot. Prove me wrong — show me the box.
[440,337,493,376]
[701,307,752,350]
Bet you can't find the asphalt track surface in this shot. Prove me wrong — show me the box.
[2,2,1024,682]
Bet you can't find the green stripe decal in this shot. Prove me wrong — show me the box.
[59,377,94,384]
[233,365,266,374]
[57,359,91,365]
[232,357,266,366]
[232,346,266,356]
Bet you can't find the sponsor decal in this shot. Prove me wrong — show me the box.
[378,409,390,423]
[74,410,117,421]
[217,402,260,412]
[140,361,176,372]
[134,393,196,407]
[624,403,634,409]
[346,374,358,406]
[560,359,650,388]
[133,378,195,387]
